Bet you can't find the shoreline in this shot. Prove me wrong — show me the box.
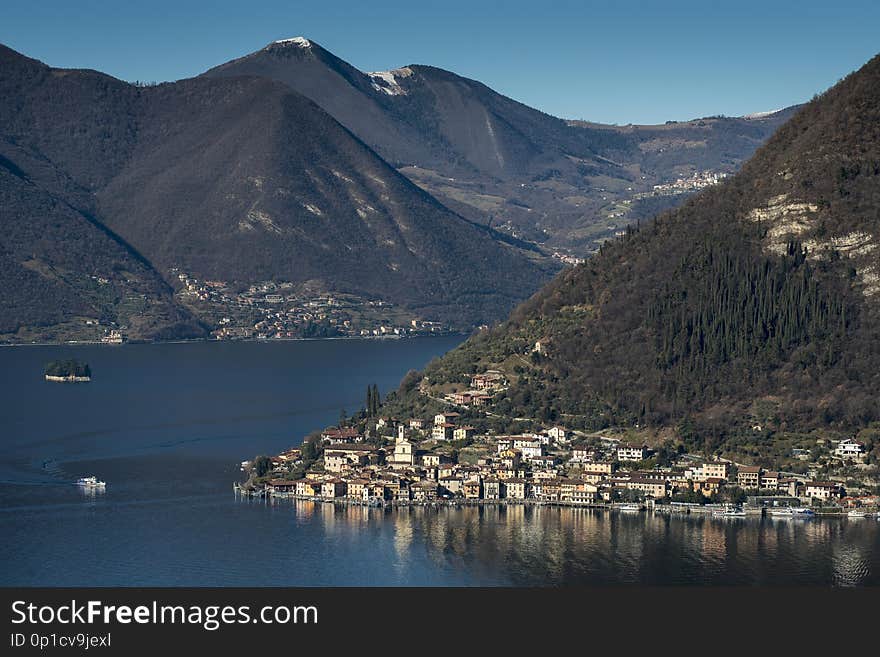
[237,492,862,518]
[0,333,467,349]
[238,492,621,509]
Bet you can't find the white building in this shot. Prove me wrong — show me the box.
[547,426,569,444]
[570,447,593,463]
[387,435,415,470]
[617,445,649,462]
[834,439,865,459]
[434,412,460,427]
[511,437,544,461]
[804,482,843,501]
[432,424,454,441]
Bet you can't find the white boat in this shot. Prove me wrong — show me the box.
[76,476,106,488]
[616,503,642,512]
[769,506,814,518]
[847,509,869,518]
[713,506,746,517]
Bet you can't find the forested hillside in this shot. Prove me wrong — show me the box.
[393,53,880,452]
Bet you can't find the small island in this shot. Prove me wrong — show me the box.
[44,359,92,382]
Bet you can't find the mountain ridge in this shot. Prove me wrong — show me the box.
[203,38,798,250]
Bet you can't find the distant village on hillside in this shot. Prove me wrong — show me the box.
[171,268,450,340]
[647,170,729,196]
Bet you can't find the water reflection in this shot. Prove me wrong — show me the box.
[833,540,871,587]
[77,484,106,500]
[279,501,879,586]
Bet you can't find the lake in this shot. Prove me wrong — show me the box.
[1,338,878,586]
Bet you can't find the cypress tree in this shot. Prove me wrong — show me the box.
[371,384,381,415]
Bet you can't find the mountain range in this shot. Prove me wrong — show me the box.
[1,39,795,342]
[0,43,555,340]
[391,52,880,453]
[205,37,796,249]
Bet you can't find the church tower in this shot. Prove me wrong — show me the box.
[391,424,414,469]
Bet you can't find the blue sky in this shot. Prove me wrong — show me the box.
[3,0,878,124]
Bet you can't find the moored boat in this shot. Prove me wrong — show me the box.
[847,509,869,518]
[791,507,814,516]
[769,506,814,518]
[616,503,642,512]
[713,505,746,517]
[76,476,106,488]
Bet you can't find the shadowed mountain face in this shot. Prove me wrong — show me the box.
[0,44,557,338]
[395,53,880,444]
[204,38,796,251]
[0,137,205,341]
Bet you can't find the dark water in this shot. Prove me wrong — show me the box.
[1,339,878,586]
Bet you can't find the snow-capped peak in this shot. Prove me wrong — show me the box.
[270,36,312,49]
[367,67,413,96]
[743,108,783,120]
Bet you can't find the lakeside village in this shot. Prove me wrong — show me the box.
[239,372,880,518]
[171,268,451,340]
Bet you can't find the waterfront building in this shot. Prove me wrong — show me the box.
[503,479,528,500]
[321,480,346,499]
[737,466,763,489]
[411,481,439,502]
[805,482,844,501]
[463,478,482,500]
[625,477,668,499]
[483,479,501,500]
[439,475,464,496]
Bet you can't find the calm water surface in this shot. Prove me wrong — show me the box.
[1,338,878,586]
